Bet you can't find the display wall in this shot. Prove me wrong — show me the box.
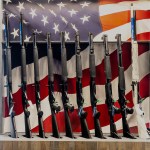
[1,0,150,134]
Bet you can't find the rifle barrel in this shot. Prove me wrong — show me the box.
[33,33,40,82]
[61,32,68,81]
[4,13,10,47]
[20,13,24,46]
[47,33,54,82]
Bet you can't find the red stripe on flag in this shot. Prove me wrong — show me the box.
[136,32,150,41]
[128,32,150,42]
[118,123,150,133]
[99,0,137,5]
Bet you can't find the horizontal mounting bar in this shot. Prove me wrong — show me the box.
[2,40,150,44]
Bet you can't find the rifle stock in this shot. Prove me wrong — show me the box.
[60,32,74,138]
[89,33,105,138]
[47,33,60,138]
[102,34,121,139]
[33,33,45,138]
[4,13,18,138]
[115,34,135,139]
[75,32,91,139]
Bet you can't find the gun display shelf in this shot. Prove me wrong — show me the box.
[0,133,150,150]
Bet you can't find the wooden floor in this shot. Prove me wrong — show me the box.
[0,141,150,150]
[0,134,150,150]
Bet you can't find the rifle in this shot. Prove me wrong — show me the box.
[60,32,74,138]
[19,13,32,138]
[75,32,91,139]
[4,13,18,138]
[102,34,121,139]
[115,34,135,139]
[33,33,45,138]
[46,33,60,138]
[89,32,105,138]
[130,3,149,138]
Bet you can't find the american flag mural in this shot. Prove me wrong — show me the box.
[2,0,150,133]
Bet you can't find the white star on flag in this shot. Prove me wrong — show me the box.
[80,15,90,24]
[2,9,5,13]
[49,9,57,17]
[24,35,31,42]
[80,2,90,8]
[17,2,25,12]
[11,28,19,39]
[3,0,12,5]
[70,0,77,2]
[68,9,78,17]
[57,2,66,10]
[41,15,49,26]
[33,29,42,34]
[60,16,68,24]
[65,31,70,41]
[53,23,59,34]
[26,0,32,3]
[9,13,16,18]
[71,23,78,32]
[48,0,54,3]
[29,8,37,19]
[23,20,29,25]
[37,3,45,9]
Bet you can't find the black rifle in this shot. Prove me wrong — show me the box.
[46,33,61,138]
[4,13,18,138]
[75,32,91,139]
[19,13,32,138]
[89,33,105,138]
[60,32,74,138]
[115,34,135,139]
[102,34,121,139]
[33,33,45,138]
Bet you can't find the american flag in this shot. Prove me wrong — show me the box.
[2,0,150,133]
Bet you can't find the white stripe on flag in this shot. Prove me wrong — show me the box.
[99,1,150,16]
[93,19,150,42]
